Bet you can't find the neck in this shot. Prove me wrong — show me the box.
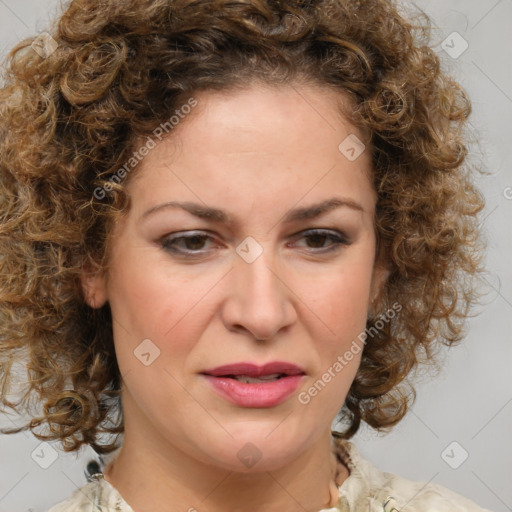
[103,396,349,512]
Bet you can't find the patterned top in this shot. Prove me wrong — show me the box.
[47,435,492,512]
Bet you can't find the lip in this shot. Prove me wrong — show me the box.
[200,361,305,377]
[200,361,306,408]
[201,374,305,408]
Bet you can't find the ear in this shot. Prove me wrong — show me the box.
[80,262,108,309]
[368,261,389,315]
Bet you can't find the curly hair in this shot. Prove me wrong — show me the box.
[0,0,485,454]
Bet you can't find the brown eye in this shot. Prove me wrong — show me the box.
[304,232,330,248]
[293,229,350,252]
[160,231,215,255]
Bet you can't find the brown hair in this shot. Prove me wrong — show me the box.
[0,0,484,454]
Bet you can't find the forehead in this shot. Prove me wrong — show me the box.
[126,83,375,217]
[176,83,362,154]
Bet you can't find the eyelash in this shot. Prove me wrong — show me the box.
[159,229,350,257]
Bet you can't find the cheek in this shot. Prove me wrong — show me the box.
[106,249,216,363]
[311,263,373,335]
[302,254,374,388]
[304,269,370,410]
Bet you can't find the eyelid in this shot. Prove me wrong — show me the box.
[290,228,351,244]
[159,228,350,256]
[159,230,220,254]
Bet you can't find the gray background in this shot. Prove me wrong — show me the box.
[0,0,510,511]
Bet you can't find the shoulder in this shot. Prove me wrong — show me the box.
[46,479,103,512]
[46,475,133,512]
[368,470,491,512]
[333,437,493,512]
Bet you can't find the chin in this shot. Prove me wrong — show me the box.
[193,429,308,473]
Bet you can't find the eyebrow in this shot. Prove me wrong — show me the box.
[140,197,364,224]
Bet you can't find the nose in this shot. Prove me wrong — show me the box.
[221,246,297,341]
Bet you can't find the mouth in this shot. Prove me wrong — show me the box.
[200,361,306,381]
[199,361,306,407]
[202,373,305,408]
[208,373,290,383]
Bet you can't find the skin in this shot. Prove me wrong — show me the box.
[82,82,388,512]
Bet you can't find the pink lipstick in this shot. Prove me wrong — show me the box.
[200,361,305,408]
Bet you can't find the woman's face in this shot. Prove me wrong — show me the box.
[84,83,386,472]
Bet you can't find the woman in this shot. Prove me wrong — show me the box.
[0,0,490,510]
